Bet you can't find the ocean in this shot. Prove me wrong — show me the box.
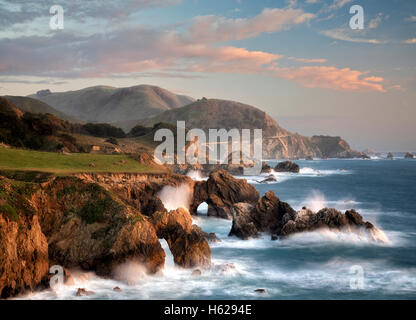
[20,157,416,300]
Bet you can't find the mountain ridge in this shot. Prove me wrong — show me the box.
[29,85,195,124]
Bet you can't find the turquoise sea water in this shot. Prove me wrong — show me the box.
[21,158,416,300]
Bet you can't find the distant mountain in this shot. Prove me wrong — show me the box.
[29,85,194,124]
[137,98,361,159]
[4,96,78,122]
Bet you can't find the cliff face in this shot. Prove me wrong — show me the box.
[262,134,361,159]
[0,214,49,298]
[31,176,165,276]
[0,172,212,298]
[0,177,49,298]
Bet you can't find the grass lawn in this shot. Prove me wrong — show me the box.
[0,147,162,174]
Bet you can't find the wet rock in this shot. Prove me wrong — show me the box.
[169,225,211,268]
[76,288,95,296]
[229,203,258,239]
[113,286,122,293]
[203,232,221,243]
[305,156,313,160]
[274,161,300,173]
[192,269,202,277]
[359,153,371,159]
[191,170,259,219]
[229,190,383,242]
[259,175,277,184]
[261,162,273,173]
[220,263,236,273]
[387,152,394,159]
[405,152,414,159]
[255,289,266,293]
[153,208,211,268]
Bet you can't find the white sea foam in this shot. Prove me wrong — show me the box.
[186,170,207,181]
[237,167,351,185]
[157,184,192,211]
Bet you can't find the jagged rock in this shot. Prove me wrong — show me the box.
[152,208,211,268]
[191,170,259,219]
[405,152,414,159]
[75,172,193,216]
[274,161,300,173]
[169,225,211,268]
[261,162,273,173]
[229,191,296,239]
[229,190,384,242]
[31,176,166,276]
[0,177,49,298]
[229,203,258,239]
[387,152,394,159]
[0,214,49,298]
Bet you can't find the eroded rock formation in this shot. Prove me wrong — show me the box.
[229,191,386,242]
[191,170,259,219]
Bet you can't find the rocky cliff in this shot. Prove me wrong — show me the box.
[0,172,211,298]
[1,168,385,298]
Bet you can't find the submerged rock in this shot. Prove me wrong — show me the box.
[274,161,300,173]
[203,232,221,243]
[192,269,202,277]
[258,175,277,184]
[255,289,266,293]
[76,288,95,296]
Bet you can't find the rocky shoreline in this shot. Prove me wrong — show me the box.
[0,168,386,298]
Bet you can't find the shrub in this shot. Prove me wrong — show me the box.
[83,123,126,138]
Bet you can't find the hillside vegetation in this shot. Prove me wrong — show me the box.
[4,96,78,122]
[0,147,161,174]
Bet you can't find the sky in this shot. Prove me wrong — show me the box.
[0,0,415,151]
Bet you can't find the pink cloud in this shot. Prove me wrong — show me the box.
[271,66,385,92]
[187,8,315,43]
[0,5,388,93]
[288,57,328,64]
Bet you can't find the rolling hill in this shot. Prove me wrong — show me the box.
[29,85,194,124]
[4,96,78,122]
